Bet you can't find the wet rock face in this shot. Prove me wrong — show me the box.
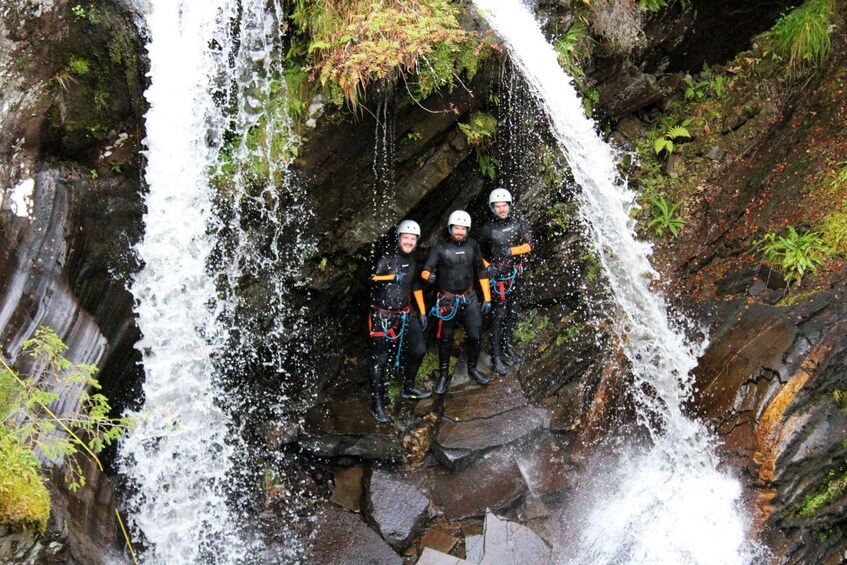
[693,286,847,562]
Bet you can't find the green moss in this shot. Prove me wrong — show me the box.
[795,463,847,518]
[67,56,90,76]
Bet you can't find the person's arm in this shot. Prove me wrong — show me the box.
[473,241,491,302]
[421,244,440,282]
[370,255,395,282]
[509,214,534,256]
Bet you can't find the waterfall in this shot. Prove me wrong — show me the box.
[118,0,304,561]
[470,1,758,563]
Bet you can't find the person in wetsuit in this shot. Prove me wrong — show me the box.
[368,219,431,423]
[422,210,493,394]
[477,188,533,375]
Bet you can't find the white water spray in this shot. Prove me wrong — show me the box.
[117,0,302,561]
[471,1,757,562]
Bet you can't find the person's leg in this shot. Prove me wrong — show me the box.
[435,317,456,394]
[401,314,431,399]
[503,281,524,363]
[369,337,392,422]
[464,296,489,385]
[490,297,508,374]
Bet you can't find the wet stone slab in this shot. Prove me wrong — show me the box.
[426,450,528,521]
[433,376,550,470]
[368,469,431,550]
[308,504,401,565]
[301,398,403,460]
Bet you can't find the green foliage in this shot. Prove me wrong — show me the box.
[67,56,90,76]
[640,0,692,11]
[0,327,134,531]
[653,120,692,156]
[820,211,847,255]
[514,309,552,343]
[478,154,499,180]
[71,3,103,24]
[765,0,836,77]
[458,112,497,147]
[582,88,600,118]
[459,112,498,180]
[289,0,487,108]
[648,196,684,237]
[832,389,847,411]
[683,65,728,101]
[757,226,828,285]
[554,18,592,79]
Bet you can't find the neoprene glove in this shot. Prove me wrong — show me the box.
[427,272,437,284]
[480,301,492,315]
[419,314,428,331]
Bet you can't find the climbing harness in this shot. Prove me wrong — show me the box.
[488,262,524,302]
[429,286,473,338]
[369,305,410,368]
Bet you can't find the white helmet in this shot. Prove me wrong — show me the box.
[488,188,512,205]
[447,210,471,234]
[396,219,421,238]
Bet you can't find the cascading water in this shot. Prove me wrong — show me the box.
[470,1,759,563]
[118,0,309,561]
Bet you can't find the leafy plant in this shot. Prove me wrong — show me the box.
[653,119,692,156]
[0,327,133,531]
[765,0,836,77]
[648,196,684,237]
[290,0,487,108]
[478,154,499,180]
[757,226,828,285]
[554,18,591,79]
[458,112,497,147]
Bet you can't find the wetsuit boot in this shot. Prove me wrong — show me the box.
[468,364,490,385]
[466,340,490,385]
[491,340,508,375]
[401,374,432,399]
[435,361,450,394]
[370,389,389,423]
[503,342,523,364]
[369,367,389,423]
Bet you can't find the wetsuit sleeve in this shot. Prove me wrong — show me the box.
[371,255,394,282]
[421,244,440,281]
[473,241,491,302]
[509,243,532,256]
[477,224,492,261]
[413,289,426,315]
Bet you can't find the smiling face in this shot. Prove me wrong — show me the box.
[398,233,417,254]
[451,225,468,243]
[493,201,510,219]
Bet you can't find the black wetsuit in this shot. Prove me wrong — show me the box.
[423,237,488,370]
[478,213,534,356]
[369,248,426,394]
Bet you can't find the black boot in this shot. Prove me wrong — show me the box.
[402,372,432,399]
[468,364,490,385]
[370,391,389,423]
[504,343,523,364]
[491,353,508,375]
[435,363,450,394]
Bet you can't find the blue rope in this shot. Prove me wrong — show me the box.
[489,264,520,296]
[430,292,468,322]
